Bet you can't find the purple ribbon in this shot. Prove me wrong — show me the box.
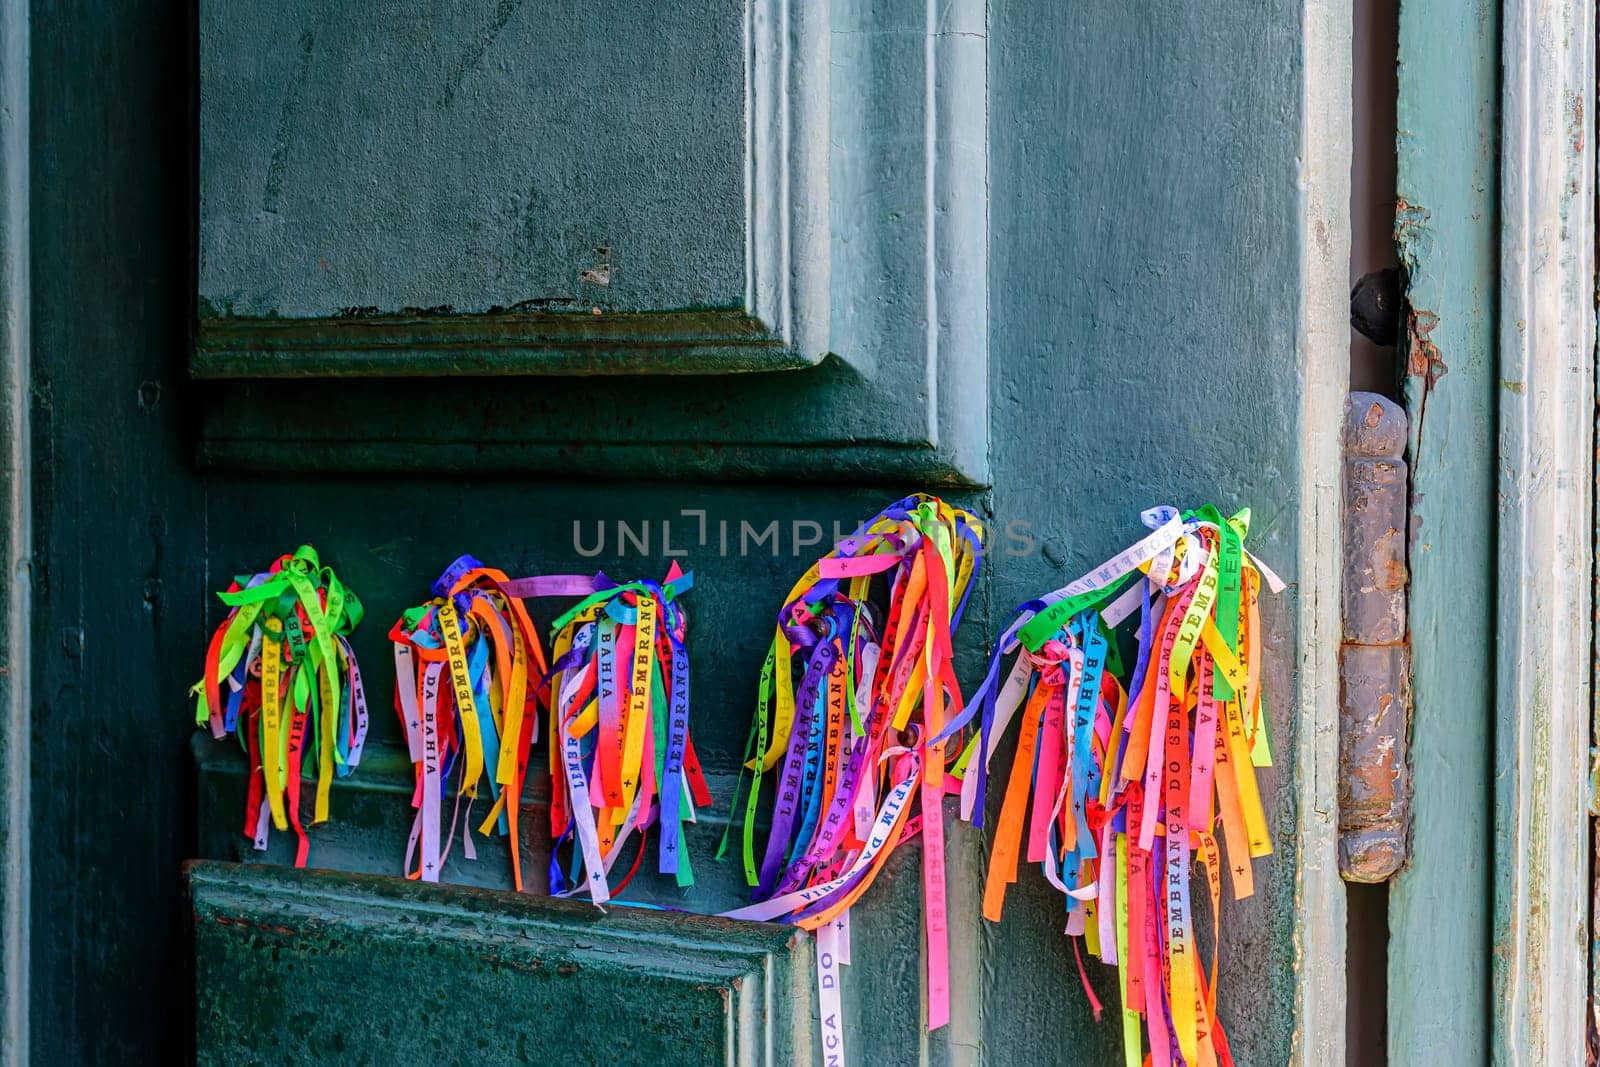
[756,640,838,896]
[658,619,692,874]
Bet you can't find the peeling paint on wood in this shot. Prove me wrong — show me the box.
[1496,0,1594,1060]
[1389,0,1500,1059]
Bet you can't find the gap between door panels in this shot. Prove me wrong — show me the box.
[1347,0,1399,1062]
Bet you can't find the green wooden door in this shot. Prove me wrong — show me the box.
[21,0,1350,1062]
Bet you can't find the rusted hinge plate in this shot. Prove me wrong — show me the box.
[1339,392,1412,882]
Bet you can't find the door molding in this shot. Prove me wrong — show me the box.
[1496,0,1596,1059]
[1291,0,1352,1063]
[189,0,991,487]
[0,1,29,1062]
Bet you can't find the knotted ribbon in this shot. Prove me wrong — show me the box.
[502,562,707,904]
[191,545,366,868]
[946,505,1282,1067]
[721,494,985,1061]
[389,555,549,891]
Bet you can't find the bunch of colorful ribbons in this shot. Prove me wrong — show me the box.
[947,505,1281,1067]
[721,494,984,1056]
[191,545,367,868]
[389,555,548,890]
[511,563,708,903]
[191,506,1284,1065]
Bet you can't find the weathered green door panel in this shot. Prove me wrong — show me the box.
[188,860,812,1065]
[195,0,989,487]
[28,1,211,1061]
[0,1,28,1057]
[192,746,985,1065]
[193,361,987,485]
[30,0,1348,1060]
[200,0,828,373]
[984,0,1346,1061]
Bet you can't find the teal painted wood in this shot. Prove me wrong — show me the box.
[0,0,28,1060]
[1389,0,1499,1061]
[986,0,1348,1062]
[188,860,813,1066]
[1495,0,1594,1060]
[194,311,810,378]
[193,352,990,486]
[26,2,210,1061]
[191,733,986,1065]
[199,0,831,374]
[193,0,990,486]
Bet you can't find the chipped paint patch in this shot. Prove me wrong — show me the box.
[1405,308,1447,385]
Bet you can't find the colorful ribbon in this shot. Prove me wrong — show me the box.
[946,505,1283,1067]
[503,563,707,904]
[389,555,549,891]
[191,545,367,868]
[720,494,984,1060]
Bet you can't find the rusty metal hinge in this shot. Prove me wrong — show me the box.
[1338,392,1411,882]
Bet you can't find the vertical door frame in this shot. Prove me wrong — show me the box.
[1496,0,1595,1061]
[0,1,29,1062]
[1294,0,1353,1063]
